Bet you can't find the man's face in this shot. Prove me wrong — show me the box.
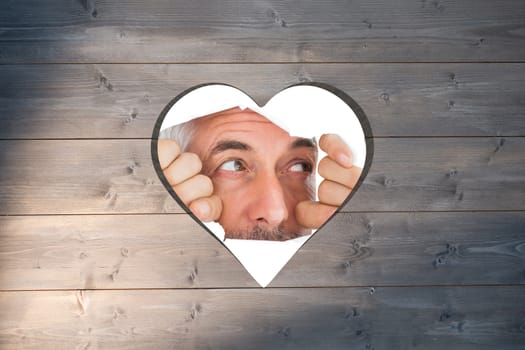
[186,108,317,241]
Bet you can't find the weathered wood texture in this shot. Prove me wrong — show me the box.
[1,287,524,350]
[1,0,524,348]
[1,64,524,139]
[0,212,523,290]
[1,0,525,63]
[0,138,523,215]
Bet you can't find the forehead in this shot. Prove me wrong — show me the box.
[190,109,292,147]
[193,109,284,134]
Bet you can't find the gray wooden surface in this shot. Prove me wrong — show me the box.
[0,138,524,214]
[0,1,524,349]
[1,0,525,63]
[1,287,524,350]
[2,64,525,138]
[1,212,524,290]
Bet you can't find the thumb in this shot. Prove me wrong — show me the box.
[295,200,337,229]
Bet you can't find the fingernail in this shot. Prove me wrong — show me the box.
[337,153,352,167]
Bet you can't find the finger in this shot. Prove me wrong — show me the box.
[163,152,202,186]
[157,139,181,170]
[318,157,362,188]
[173,174,213,205]
[319,134,353,168]
[189,195,223,222]
[295,200,337,229]
[318,180,352,206]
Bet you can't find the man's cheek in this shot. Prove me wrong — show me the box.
[211,180,241,227]
[210,176,252,213]
[211,175,246,195]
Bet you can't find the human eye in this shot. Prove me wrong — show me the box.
[218,159,246,172]
[287,160,313,173]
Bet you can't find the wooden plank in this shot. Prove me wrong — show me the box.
[0,287,523,349]
[0,214,253,290]
[0,138,524,215]
[1,0,524,63]
[0,140,181,215]
[1,63,525,139]
[0,212,523,290]
[352,136,525,212]
[276,211,525,287]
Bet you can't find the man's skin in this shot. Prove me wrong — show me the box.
[159,108,361,240]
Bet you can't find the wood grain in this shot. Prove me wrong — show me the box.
[1,63,524,139]
[0,212,523,290]
[1,0,524,63]
[0,214,252,290]
[277,211,525,287]
[0,138,523,215]
[0,287,523,349]
[1,1,524,348]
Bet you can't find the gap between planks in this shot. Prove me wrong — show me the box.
[1,61,525,65]
[1,283,525,294]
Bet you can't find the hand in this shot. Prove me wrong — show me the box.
[295,134,362,229]
[158,139,222,222]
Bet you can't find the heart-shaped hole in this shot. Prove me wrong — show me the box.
[152,83,372,286]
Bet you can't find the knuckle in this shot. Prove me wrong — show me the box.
[169,140,181,156]
[173,184,190,205]
[317,157,332,177]
[318,157,329,169]
[319,134,330,150]
[186,151,200,163]
[183,152,203,170]
[164,166,181,186]
[317,181,330,202]
[195,174,214,196]
[158,140,181,168]
[318,179,330,193]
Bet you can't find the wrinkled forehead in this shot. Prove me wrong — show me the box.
[189,107,293,143]
[193,107,282,130]
[187,108,317,157]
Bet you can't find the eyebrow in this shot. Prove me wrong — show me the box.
[210,140,252,156]
[290,137,317,150]
[210,137,316,157]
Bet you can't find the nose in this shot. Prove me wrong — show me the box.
[247,171,288,228]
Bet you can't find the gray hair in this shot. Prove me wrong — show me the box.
[159,120,196,152]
